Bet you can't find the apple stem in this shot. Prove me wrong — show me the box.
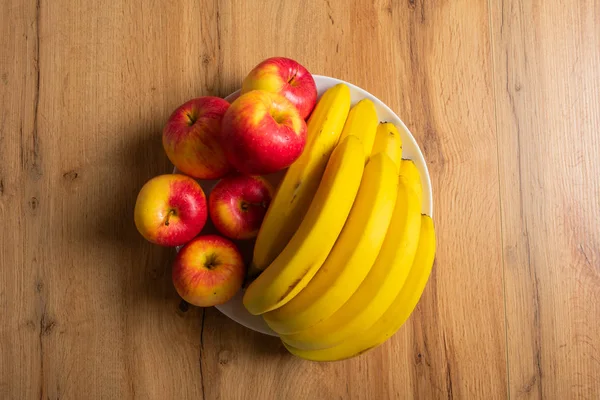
[287,72,297,85]
[185,112,196,126]
[164,209,176,226]
[205,253,220,270]
[178,299,189,313]
[241,201,268,211]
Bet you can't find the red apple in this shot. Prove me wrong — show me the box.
[134,174,207,247]
[209,175,274,240]
[220,90,307,175]
[163,97,230,179]
[172,235,245,307]
[241,57,317,119]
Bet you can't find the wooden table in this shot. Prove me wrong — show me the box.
[1,1,599,399]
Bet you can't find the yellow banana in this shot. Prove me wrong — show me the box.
[372,122,402,172]
[339,99,378,161]
[243,136,365,315]
[280,160,422,349]
[263,153,398,334]
[284,214,436,361]
[249,84,351,277]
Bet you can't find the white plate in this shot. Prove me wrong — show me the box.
[176,75,433,336]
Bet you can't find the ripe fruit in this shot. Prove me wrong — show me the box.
[162,97,230,179]
[209,175,274,240]
[283,215,436,361]
[134,174,207,247]
[172,235,245,307]
[264,152,398,335]
[243,135,365,315]
[279,160,423,350]
[220,90,307,175]
[250,84,351,277]
[241,57,317,119]
[372,122,402,172]
[339,99,378,161]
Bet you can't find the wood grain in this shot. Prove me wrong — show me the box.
[0,0,598,399]
[490,0,600,398]
[0,1,42,398]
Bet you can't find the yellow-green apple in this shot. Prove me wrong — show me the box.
[209,175,274,240]
[241,57,317,119]
[220,90,307,175]
[163,97,230,179]
[172,235,245,306]
[134,174,207,247]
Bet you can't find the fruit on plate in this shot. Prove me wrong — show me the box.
[250,84,351,277]
[162,97,230,179]
[172,235,245,307]
[220,90,307,175]
[209,175,274,240]
[243,135,365,315]
[372,122,403,172]
[241,57,317,120]
[134,174,207,247]
[284,214,436,361]
[339,99,378,161]
[279,160,423,350]
[264,152,398,334]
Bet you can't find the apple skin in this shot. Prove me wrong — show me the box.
[241,57,317,119]
[209,175,274,240]
[134,174,207,247]
[220,90,307,175]
[172,235,245,307]
[163,97,231,179]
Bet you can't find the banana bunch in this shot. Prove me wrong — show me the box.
[243,85,436,361]
[249,84,351,278]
